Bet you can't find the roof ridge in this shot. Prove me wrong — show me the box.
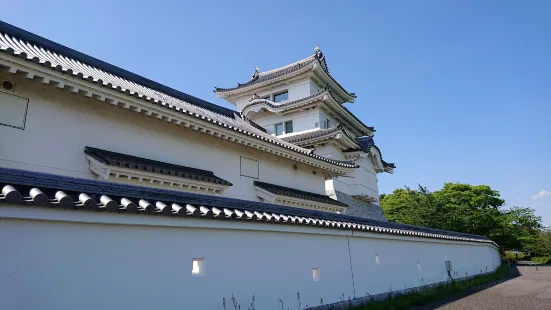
[0,20,359,171]
[0,20,236,118]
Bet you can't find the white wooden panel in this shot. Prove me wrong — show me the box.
[240,156,259,178]
[0,91,28,129]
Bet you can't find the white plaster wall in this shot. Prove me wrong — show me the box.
[319,108,342,128]
[349,232,502,297]
[314,144,344,160]
[252,109,321,135]
[0,74,327,199]
[332,157,380,201]
[310,82,320,95]
[235,77,312,112]
[0,210,501,310]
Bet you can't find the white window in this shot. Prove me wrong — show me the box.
[0,91,29,130]
[266,120,293,136]
[319,114,333,129]
[192,258,206,277]
[240,157,259,179]
[312,268,320,282]
[273,91,288,103]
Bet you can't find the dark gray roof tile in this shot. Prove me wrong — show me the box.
[0,167,493,244]
[244,88,375,135]
[214,48,356,102]
[355,136,396,169]
[84,146,232,186]
[254,181,348,207]
[0,20,356,170]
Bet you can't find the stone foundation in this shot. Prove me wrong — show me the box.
[333,190,387,221]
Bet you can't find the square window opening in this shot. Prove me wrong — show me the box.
[192,258,206,277]
[0,91,29,130]
[284,121,293,134]
[312,268,320,282]
[275,123,283,136]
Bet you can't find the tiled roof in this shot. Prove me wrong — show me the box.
[0,20,356,171]
[243,87,375,135]
[215,57,316,93]
[214,48,356,102]
[253,181,348,208]
[282,127,342,143]
[282,125,359,147]
[356,136,396,169]
[84,146,232,186]
[0,168,494,244]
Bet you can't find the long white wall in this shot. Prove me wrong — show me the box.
[0,206,501,310]
[0,73,327,199]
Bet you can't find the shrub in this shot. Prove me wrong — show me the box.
[531,256,551,264]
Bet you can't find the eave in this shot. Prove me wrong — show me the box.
[282,127,360,151]
[0,53,356,176]
[0,22,359,175]
[243,88,375,136]
[215,50,356,103]
[0,167,498,246]
[86,156,231,195]
[255,186,346,213]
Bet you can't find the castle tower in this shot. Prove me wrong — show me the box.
[215,46,395,220]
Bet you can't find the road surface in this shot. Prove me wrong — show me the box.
[418,265,551,309]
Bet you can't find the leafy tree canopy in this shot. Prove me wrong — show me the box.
[380,183,545,254]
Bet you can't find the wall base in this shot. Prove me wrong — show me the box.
[333,191,387,221]
[307,268,502,310]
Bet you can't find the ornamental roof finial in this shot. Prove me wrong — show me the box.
[314,45,320,53]
[251,66,260,79]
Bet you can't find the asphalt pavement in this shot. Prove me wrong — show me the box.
[414,264,551,310]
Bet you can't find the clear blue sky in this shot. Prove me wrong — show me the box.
[3,1,550,224]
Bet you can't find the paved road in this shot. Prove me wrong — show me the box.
[425,265,551,309]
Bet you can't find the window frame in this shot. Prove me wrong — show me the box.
[273,90,289,103]
[274,123,283,136]
[284,120,293,134]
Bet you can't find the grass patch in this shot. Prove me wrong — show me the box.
[505,251,524,261]
[531,257,551,264]
[348,264,511,310]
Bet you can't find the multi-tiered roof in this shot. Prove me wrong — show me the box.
[216,46,395,172]
[215,46,356,104]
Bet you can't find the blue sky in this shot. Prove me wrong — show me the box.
[3,1,550,224]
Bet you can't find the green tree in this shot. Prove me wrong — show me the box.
[380,183,542,251]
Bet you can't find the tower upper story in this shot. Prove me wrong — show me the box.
[214,46,378,156]
[215,46,395,207]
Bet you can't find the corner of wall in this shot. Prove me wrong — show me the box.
[334,190,387,221]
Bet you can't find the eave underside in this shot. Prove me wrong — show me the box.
[215,51,356,103]
[0,167,495,245]
[0,22,358,174]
